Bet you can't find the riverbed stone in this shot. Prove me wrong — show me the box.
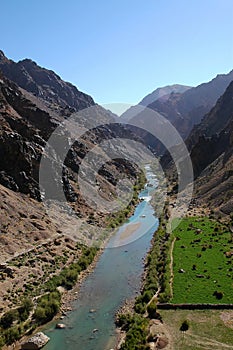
[56,323,66,329]
[21,332,50,349]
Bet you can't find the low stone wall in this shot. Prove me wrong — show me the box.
[157,303,233,310]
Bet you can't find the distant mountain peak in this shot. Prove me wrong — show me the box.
[0,50,9,63]
[139,84,192,106]
[19,58,37,65]
[0,49,5,58]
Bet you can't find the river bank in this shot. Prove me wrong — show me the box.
[0,172,145,350]
[37,166,158,350]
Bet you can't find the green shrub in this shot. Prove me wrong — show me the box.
[4,325,21,344]
[18,298,33,321]
[0,310,18,329]
[33,291,61,325]
[120,315,149,350]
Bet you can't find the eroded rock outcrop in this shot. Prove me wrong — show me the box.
[21,332,50,349]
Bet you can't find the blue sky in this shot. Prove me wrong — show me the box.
[1,0,233,105]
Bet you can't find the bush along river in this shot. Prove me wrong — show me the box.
[43,165,159,350]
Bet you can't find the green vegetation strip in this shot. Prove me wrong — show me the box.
[134,222,172,314]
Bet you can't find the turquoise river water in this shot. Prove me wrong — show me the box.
[43,166,158,350]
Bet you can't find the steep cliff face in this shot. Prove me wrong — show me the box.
[120,71,233,156]
[187,80,233,148]
[0,50,140,201]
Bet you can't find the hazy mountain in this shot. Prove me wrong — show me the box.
[147,70,233,139]
[120,84,191,123]
[119,70,233,160]
[139,84,191,106]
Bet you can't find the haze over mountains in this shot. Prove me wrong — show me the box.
[121,69,233,140]
[139,84,192,106]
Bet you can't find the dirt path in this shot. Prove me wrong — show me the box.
[169,237,176,299]
[187,332,233,349]
[5,235,60,263]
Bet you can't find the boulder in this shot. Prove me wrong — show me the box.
[21,332,50,349]
[56,323,66,329]
[156,336,168,349]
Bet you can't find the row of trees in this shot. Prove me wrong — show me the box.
[117,314,149,350]
[134,224,172,315]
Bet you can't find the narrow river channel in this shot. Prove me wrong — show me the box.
[43,165,159,350]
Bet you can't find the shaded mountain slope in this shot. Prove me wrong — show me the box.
[0,50,94,113]
[162,81,233,217]
[189,81,233,215]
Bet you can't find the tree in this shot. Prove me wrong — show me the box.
[18,298,33,321]
[147,300,157,319]
[213,290,224,300]
[33,306,46,323]
[4,326,21,345]
[180,320,189,332]
[0,310,18,329]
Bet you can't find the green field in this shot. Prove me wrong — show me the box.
[171,217,233,304]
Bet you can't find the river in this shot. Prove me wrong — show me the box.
[43,165,158,350]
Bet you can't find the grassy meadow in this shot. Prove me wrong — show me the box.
[171,217,233,304]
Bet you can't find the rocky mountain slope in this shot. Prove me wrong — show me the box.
[0,52,141,262]
[162,80,233,217]
[0,52,149,331]
[147,70,233,139]
[0,50,94,113]
[188,81,233,216]
[121,70,233,150]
